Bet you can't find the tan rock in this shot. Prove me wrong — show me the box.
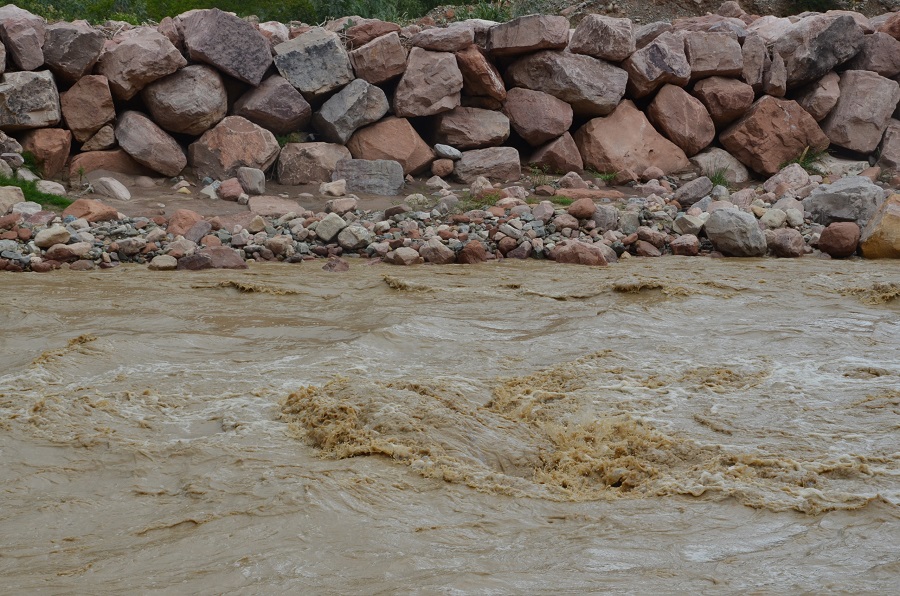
[349,32,408,85]
[741,33,768,92]
[568,14,635,62]
[487,15,569,57]
[528,133,584,175]
[433,107,509,150]
[683,31,742,80]
[860,195,900,258]
[821,70,900,154]
[80,126,116,152]
[188,116,280,180]
[68,149,153,180]
[411,25,473,52]
[276,142,351,185]
[763,51,787,98]
[141,64,227,136]
[62,198,119,223]
[455,44,506,102]
[876,119,900,171]
[646,84,714,157]
[96,28,187,100]
[346,117,434,175]
[432,159,454,178]
[60,75,115,143]
[394,47,463,117]
[622,31,691,98]
[691,76,754,127]
[167,208,204,236]
[19,129,72,179]
[116,111,187,177]
[575,100,690,176]
[794,71,840,122]
[843,32,900,78]
[453,147,521,183]
[720,96,830,176]
[502,87,572,147]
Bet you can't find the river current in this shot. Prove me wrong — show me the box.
[1,257,898,593]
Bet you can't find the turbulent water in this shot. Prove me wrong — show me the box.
[1,257,899,593]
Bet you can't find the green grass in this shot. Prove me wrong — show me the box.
[0,175,73,210]
[526,194,573,206]
[781,146,827,176]
[586,169,617,183]
[707,166,730,189]
[528,165,553,188]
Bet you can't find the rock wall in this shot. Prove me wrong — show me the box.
[4,1,900,189]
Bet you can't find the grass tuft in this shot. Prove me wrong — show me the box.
[0,175,73,210]
[781,146,827,176]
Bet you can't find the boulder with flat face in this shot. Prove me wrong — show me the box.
[574,100,690,177]
[502,87,572,147]
[843,32,900,78]
[411,25,474,52]
[115,111,187,177]
[43,21,105,84]
[719,96,830,176]
[346,117,434,176]
[274,28,354,101]
[19,129,72,179]
[821,70,900,154]
[803,176,885,229]
[233,76,312,136]
[433,107,510,150]
[691,76,754,127]
[142,65,227,136]
[188,116,280,180]
[568,15,635,62]
[792,71,840,122]
[487,15,569,57]
[311,79,389,145]
[773,14,863,89]
[528,133,584,175]
[646,84,715,157]
[705,209,767,257]
[0,71,61,131]
[333,159,405,196]
[741,33,768,92]
[860,195,900,259]
[182,8,273,86]
[96,28,187,100]
[0,4,45,71]
[877,119,900,171]
[683,31,743,80]
[393,47,463,118]
[505,50,628,117]
[349,32,408,85]
[622,31,691,98]
[277,142,351,185]
[453,147,521,183]
[455,44,506,102]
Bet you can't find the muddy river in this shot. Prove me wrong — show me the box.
[1,257,898,593]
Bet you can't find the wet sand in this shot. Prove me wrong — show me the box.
[1,258,899,592]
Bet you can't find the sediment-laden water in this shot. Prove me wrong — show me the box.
[1,258,899,592]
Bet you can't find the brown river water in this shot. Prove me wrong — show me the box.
[1,257,899,593]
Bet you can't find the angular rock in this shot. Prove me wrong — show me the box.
[349,32,407,85]
[91,177,131,202]
[505,50,628,117]
[0,5,45,71]
[528,133,584,175]
[683,31,742,80]
[674,176,713,207]
[116,111,187,177]
[43,21,104,83]
[860,195,900,258]
[453,147,521,183]
[622,31,691,98]
[166,209,203,236]
[96,28,187,100]
[312,79,389,144]
[673,214,705,236]
[237,167,266,195]
[69,149,152,180]
[487,15,569,57]
[60,75,115,143]
[568,15,635,62]
[142,65,227,136]
[0,71,61,131]
[877,119,900,171]
[274,28,354,100]
[793,71,840,122]
[315,212,347,242]
[574,100,690,177]
[670,234,700,256]
[803,176,885,229]
[455,44,506,102]
[692,76,754,128]
[346,117,433,176]
[385,246,424,266]
[419,237,456,264]
[821,70,900,154]
[411,26,473,52]
[188,116,280,180]
[646,84,715,157]
[843,32,900,78]
[719,96,830,176]
[773,14,864,89]
[19,129,72,179]
[178,247,247,270]
[705,208,767,257]
[0,186,25,215]
[62,198,118,223]
[233,76,312,136]
[763,51,787,98]
[336,224,373,251]
[818,221,860,258]
[247,196,303,218]
[394,47,463,118]
[333,159,404,196]
[34,225,70,249]
[277,142,351,185]
[433,107,510,150]
[344,19,400,49]
[258,21,289,50]
[551,240,608,266]
[182,8,272,86]
[767,228,805,258]
[502,87,572,147]
[567,197,596,219]
[741,33,768,92]
[46,242,91,263]
[763,163,810,195]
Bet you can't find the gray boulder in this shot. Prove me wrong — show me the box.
[182,8,273,86]
[803,176,885,229]
[43,22,105,84]
[333,159,405,196]
[315,212,347,242]
[0,72,61,131]
[453,147,521,183]
[142,65,228,136]
[0,5,45,71]
[674,176,713,207]
[274,28,354,100]
[773,14,863,89]
[705,209,767,257]
[337,224,374,250]
[312,79,389,144]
